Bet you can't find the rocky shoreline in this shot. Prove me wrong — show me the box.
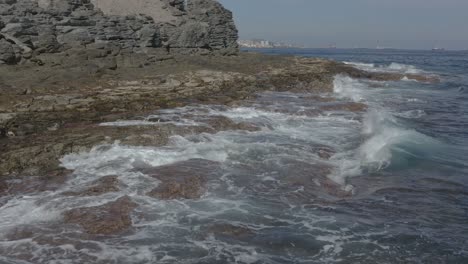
[0,0,443,245]
[0,50,439,177]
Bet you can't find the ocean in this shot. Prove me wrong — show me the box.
[1,48,467,263]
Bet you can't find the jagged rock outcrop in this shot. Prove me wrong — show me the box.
[158,0,239,54]
[89,0,238,54]
[0,0,238,65]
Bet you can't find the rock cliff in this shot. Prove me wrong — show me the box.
[0,0,238,65]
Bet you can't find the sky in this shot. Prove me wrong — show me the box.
[219,0,468,50]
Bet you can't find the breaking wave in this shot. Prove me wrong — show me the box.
[330,75,449,184]
[344,61,424,74]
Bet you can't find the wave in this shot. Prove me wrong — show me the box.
[330,75,451,184]
[331,108,448,184]
[344,61,424,74]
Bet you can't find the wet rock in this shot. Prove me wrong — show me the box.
[62,175,119,196]
[0,169,70,197]
[301,95,336,103]
[202,115,260,132]
[63,196,137,235]
[5,226,36,241]
[148,175,205,200]
[284,161,333,188]
[359,72,440,84]
[404,74,440,83]
[282,160,352,199]
[144,159,220,200]
[314,146,336,160]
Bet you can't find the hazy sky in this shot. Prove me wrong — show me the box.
[219,0,468,50]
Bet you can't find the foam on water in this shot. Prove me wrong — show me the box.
[344,61,424,74]
[61,138,230,175]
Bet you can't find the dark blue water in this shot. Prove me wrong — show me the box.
[1,49,467,263]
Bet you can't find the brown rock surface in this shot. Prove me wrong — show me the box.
[320,102,368,112]
[63,196,137,235]
[144,159,221,200]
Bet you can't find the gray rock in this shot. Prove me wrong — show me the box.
[186,0,238,53]
[0,0,17,5]
[0,38,17,64]
[33,25,60,53]
[0,0,238,65]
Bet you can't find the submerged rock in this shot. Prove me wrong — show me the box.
[0,169,69,197]
[61,175,120,196]
[63,196,137,235]
[144,159,221,200]
[201,115,260,132]
[148,175,206,200]
[282,160,352,199]
[205,223,255,238]
[320,102,368,112]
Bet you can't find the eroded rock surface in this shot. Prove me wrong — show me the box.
[63,196,137,235]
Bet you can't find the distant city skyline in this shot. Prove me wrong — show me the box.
[219,0,468,50]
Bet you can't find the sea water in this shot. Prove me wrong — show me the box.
[0,49,467,263]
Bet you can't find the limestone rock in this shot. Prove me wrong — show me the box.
[0,0,238,65]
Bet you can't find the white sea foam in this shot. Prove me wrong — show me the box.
[397,109,426,119]
[329,75,438,184]
[344,61,424,74]
[60,138,230,175]
[99,120,161,127]
[0,198,61,237]
[333,75,369,102]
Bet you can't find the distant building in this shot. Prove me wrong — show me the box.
[238,39,304,49]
